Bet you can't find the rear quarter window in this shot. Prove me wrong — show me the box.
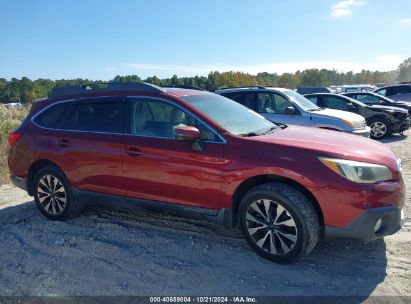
[33,102,75,129]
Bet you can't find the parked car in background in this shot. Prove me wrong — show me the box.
[296,87,333,94]
[216,87,370,137]
[342,92,411,114]
[339,84,377,94]
[373,84,411,103]
[8,82,405,264]
[304,93,410,139]
[3,102,23,109]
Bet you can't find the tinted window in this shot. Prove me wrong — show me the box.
[223,92,256,110]
[398,86,411,94]
[77,101,123,133]
[355,94,380,104]
[386,87,398,96]
[34,102,76,129]
[305,96,318,105]
[257,92,293,114]
[128,98,218,141]
[375,88,387,96]
[322,96,350,110]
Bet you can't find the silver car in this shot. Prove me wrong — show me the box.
[216,87,371,137]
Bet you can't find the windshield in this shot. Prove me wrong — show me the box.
[181,94,277,136]
[282,90,319,111]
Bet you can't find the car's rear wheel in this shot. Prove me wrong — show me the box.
[33,166,82,220]
[239,183,320,264]
[369,117,392,139]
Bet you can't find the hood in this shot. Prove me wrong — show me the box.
[368,105,408,114]
[312,108,365,122]
[249,125,398,169]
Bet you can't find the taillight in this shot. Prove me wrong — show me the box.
[8,131,22,147]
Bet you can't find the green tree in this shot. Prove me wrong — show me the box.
[397,57,411,82]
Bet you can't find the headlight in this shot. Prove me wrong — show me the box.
[319,157,393,183]
[340,118,354,128]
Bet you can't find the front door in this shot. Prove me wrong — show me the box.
[256,92,303,125]
[121,97,226,210]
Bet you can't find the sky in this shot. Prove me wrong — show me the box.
[1,0,411,80]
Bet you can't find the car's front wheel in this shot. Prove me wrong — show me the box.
[33,165,82,220]
[239,183,320,264]
[369,117,392,139]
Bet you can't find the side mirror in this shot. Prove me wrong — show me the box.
[346,102,355,109]
[175,125,201,141]
[285,106,296,115]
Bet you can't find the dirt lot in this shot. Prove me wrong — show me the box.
[0,131,410,297]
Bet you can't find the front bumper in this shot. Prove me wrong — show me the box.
[348,126,371,137]
[325,206,404,241]
[10,175,28,191]
[391,116,410,133]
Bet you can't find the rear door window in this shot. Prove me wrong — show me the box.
[222,92,257,111]
[398,86,411,94]
[76,99,123,133]
[355,94,380,105]
[322,96,350,110]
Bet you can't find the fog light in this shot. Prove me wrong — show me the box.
[374,218,383,233]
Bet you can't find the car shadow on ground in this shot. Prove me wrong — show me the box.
[379,134,407,143]
[0,201,387,298]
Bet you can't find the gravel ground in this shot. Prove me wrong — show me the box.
[0,131,410,297]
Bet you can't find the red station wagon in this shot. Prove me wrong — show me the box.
[8,82,406,263]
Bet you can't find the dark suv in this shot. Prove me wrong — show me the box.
[373,84,411,102]
[304,93,410,139]
[8,83,405,263]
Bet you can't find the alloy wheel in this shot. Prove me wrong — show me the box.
[37,175,67,215]
[245,199,298,255]
[370,121,387,138]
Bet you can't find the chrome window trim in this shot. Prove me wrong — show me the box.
[30,96,228,144]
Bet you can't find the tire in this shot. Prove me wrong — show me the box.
[33,165,82,220]
[239,183,320,264]
[369,117,392,139]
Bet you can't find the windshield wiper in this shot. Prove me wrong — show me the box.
[261,126,278,135]
[240,125,278,137]
[307,108,322,112]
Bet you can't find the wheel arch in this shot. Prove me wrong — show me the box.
[27,159,67,196]
[229,174,324,228]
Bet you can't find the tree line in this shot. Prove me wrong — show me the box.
[1,57,410,104]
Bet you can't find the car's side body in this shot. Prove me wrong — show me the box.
[216,87,370,136]
[7,83,406,263]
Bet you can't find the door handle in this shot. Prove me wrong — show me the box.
[125,147,143,157]
[56,139,71,148]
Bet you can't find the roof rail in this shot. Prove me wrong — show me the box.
[216,85,266,90]
[162,84,206,91]
[48,82,165,98]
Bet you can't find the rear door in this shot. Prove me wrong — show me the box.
[121,97,225,210]
[46,97,125,197]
